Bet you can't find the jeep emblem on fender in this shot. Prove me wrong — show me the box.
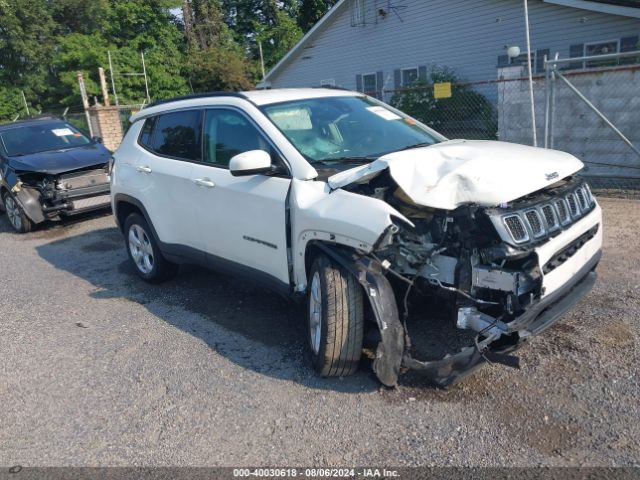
[546,171,559,181]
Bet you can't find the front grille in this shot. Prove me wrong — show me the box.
[490,180,596,246]
[70,194,111,210]
[555,199,569,224]
[503,215,529,243]
[525,210,544,237]
[542,204,557,230]
[567,193,579,217]
[576,188,588,210]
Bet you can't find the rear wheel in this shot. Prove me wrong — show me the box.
[307,254,364,377]
[2,191,33,233]
[124,213,178,283]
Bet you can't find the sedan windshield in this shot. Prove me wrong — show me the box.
[262,96,443,164]
[0,122,91,157]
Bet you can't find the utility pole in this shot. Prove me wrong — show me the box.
[21,91,30,116]
[141,52,151,104]
[98,67,110,106]
[76,71,94,137]
[523,0,537,147]
[107,50,119,106]
[258,41,266,82]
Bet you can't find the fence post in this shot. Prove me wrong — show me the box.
[544,55,550,149]
[76,71,94,137]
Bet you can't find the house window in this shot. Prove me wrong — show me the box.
[401,67,418,87]
[351,0,365,26]
[585,40,619,68]
[320,79,336,87]
[362,73,377,97]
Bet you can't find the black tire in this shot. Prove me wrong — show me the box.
[124,213,178,283]
[2,191,33,234]
[307,254,364,377]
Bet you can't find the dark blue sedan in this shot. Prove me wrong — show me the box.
[0,117,112,233]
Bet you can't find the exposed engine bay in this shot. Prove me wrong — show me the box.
[317,171,601,387]
[9,165,111,224]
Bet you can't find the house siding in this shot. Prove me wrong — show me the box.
[267,0,640,94]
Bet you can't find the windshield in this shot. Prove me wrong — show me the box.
[0,122,91,157]
[262,96,442,164]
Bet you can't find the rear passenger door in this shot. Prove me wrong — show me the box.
[135,109,204,257]
[190,108,291,287]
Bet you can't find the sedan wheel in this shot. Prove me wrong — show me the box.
[5,195,22,231]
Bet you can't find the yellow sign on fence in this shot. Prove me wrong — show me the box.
[434,82,452,99]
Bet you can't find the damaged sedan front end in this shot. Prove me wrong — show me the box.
[0,118,112,233]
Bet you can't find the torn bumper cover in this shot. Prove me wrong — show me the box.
[319,244,600,388]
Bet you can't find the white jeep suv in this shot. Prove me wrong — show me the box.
[111,88,602,387]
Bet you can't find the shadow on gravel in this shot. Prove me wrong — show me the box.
[35,225,378,393]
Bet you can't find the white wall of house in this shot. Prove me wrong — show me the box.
[267,0,640,99]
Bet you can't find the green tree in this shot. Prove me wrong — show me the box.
[298,0,336,32]
[255,9,303,70]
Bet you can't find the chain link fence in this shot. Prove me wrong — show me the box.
[384,56,640,193]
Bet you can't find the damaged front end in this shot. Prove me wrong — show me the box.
[323,175,601,387]
[8,166,111,224]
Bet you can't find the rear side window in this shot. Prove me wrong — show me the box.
[139,117,156,148]
[146,110,202,161]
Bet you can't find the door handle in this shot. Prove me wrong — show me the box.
[136,166,152,174]
[193,178,215,188]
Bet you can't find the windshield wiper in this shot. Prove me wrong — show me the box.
[314,156,376,165]
[397,142,433,151]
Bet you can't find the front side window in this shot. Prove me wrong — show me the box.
[202,109,272,168]
[150,110,201,161]
[0,122,91,157]
[262,96,442,164]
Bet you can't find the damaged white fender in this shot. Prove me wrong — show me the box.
[328,140,584,210]
[289,178,412,291]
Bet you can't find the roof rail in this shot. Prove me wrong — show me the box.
[313,85,355,92]
[144,91,248,109]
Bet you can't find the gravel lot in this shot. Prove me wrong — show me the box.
[0,197,638,467]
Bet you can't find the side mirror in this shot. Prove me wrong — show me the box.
[229,150,272,177]
[92,136,103,144]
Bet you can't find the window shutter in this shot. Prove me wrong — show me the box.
[568,44,584,70]
[418,66,427,81]
[497,55,509,68]
[620,36,639,65]
[376,71,384,98]
[536,49,550,73]
[356,74,363,92]
[394,69,401,90]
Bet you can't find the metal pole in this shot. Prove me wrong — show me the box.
[21,91,30,116]
[543,54,550,148]
[555,69,640,159]
[108,50,119,106]
[258,41,266,82]
[76,71,94,137]
[523,0,537,146]
[141,52,151,104]
[549,53,558,150]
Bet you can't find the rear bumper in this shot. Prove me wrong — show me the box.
[403,248,600,386]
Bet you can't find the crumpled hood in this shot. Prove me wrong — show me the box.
[327,140,584,210]
[7,143,111,175]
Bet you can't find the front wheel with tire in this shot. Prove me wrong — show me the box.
[307,254,364,377]
[124,213,178,283]
[2,191,33,233]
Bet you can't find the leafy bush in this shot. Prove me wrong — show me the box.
[391,66,497,140]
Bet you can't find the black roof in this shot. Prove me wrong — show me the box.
[0,116,65,132]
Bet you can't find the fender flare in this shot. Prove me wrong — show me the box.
[112,193,161,245]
